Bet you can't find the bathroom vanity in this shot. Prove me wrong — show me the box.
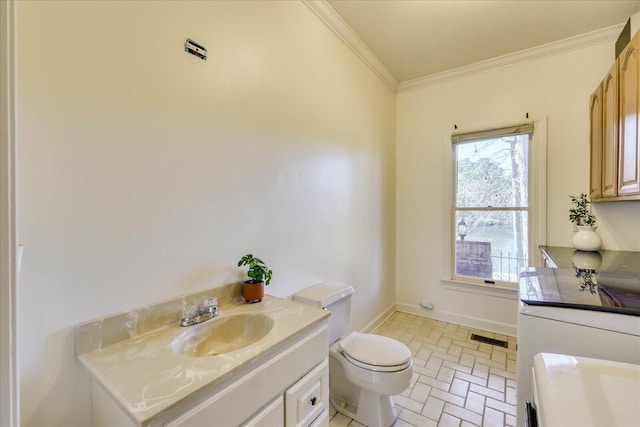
[76,284,330,427]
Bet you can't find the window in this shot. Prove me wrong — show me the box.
[452,123,536,286]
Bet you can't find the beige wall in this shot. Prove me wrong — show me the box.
[15,1,396,425]
[396,41,640,333]
[15,1,640,424]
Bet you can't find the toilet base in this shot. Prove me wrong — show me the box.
[330,389,399,427]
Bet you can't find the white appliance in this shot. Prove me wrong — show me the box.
[531,353,640,426]
[516,269,640,426]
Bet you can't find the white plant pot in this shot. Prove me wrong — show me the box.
[573,225,602,252]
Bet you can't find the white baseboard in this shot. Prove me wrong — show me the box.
[395,302,517,337]
[360,304,397,333]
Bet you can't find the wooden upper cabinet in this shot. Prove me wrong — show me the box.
[589,30,640,202]
[602,63,619,198]
[589,83,603,200]
[618,31,640,197]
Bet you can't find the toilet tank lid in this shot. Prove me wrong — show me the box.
[293,281,354,307]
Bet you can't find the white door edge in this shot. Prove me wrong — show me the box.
[0,0,19,425]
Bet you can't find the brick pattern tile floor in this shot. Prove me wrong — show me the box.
[328,312,518,427]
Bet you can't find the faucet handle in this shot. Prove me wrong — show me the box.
[203,297,218,308]
[183,304,197,319]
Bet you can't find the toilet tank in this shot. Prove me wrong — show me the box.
[293,282,355,345]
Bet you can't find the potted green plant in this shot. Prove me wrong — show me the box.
[568,193,601,251]
[237,254,272,303]
[568,193,596,227]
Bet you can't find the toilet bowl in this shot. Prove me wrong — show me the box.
[293,282,414,427]
[329,331,413,427]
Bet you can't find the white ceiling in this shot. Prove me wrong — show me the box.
[327,0,640,82]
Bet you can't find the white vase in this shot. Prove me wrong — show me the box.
[572,225,602,252]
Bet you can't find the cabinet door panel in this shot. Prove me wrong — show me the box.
[589,84,603,200]
[618,32,640,196]
[602,64,619,198]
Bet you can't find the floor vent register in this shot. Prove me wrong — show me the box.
[470,334,509,348]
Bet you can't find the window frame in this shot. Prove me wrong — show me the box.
[450,119,547,289]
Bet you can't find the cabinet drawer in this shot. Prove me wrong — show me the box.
[285,359,328,427]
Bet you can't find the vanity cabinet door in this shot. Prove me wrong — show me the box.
[618,30,640,197]
[241,396,284,427]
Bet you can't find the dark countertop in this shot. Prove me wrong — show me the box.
[540,245,640,273]
[525,247,640,315]
[520,267,640,316]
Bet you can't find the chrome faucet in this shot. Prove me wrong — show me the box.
[181,297,219,327]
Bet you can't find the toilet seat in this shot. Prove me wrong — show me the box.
[339,332,412,372]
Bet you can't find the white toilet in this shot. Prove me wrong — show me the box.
[293,282,413,427]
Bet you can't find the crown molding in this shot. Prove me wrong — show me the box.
[399,23,625,92]
[302,0,399,92]
[304,0,624,94]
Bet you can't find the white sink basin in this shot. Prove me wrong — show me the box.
[172,314,274,357]
[534,352,640,427]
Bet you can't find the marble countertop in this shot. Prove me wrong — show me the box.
[76,286,329,426]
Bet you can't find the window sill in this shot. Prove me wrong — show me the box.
[441,278,519,299]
